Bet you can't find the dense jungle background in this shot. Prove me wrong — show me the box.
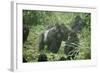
[23,10,91,62]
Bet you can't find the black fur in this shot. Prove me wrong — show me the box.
[72,16,83,33]
[39,23,68,53]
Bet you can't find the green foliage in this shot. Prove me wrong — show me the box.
[23,10,91,62]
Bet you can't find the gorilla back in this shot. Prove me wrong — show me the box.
[39,24,68,53]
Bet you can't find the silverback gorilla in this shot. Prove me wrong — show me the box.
[39,23,68,53]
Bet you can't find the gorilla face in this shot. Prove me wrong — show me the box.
[72,16,83,33]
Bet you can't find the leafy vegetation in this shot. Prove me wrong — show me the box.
[23,10,91,62]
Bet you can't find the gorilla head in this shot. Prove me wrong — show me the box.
[39,23,68,53]
[72,16,83,33]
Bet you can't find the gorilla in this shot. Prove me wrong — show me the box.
[23,25,29,43]
[39,23,68,53]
